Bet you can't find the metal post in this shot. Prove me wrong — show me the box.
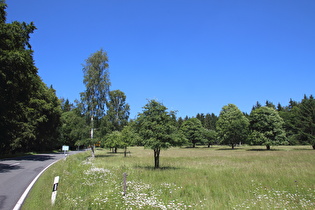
[123,173,127,196]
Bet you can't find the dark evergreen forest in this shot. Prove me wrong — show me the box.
[0,2,62,154]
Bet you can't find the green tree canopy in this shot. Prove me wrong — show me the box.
[181,118,204,147]
[121,125,141,157]
[204,113,218,130]
[249,106,287,150]
[0,2,61,154]
[106,90,130,132]
[104,131,122,153]
[203,129,217,148]
[216,104,249,149]
[136,100,186,168]
[60,109,88,149]
[81,49,111,157]
[293,95,315,149]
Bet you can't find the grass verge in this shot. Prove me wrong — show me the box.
[22,146,315,209]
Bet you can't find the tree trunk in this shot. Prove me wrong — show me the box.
[90,115,95,158]
[124,147,127,157]
[266,145,271,150]
[154,148,160,169]
[208,143,211,148]
[114,147,117,153]
[231,144,235,149]
[312,144,315,150]
[90,144,95,158]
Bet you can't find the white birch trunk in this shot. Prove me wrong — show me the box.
[90,115,95,158]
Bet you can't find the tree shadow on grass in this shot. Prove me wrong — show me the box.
[134,165,181,171]
[291,147,314,151]
[217,148,242,151]
[247,147,313,151]
[182,146,210,149]
[95,154,116,158]
[247,149,279,151]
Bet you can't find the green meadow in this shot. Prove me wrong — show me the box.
[23,146,315,209]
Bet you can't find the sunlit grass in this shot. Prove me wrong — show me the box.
[22,145,315,209]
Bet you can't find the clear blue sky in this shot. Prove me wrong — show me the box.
[6,0,315,119]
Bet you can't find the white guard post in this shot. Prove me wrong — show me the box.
[51,176,59,205]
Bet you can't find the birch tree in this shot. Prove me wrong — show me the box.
[81,49,110,157]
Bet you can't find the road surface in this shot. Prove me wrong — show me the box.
[0,151,83,210]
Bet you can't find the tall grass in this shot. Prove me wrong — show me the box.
[22,146,315,209]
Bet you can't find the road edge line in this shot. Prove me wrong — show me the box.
[13,159,61,210]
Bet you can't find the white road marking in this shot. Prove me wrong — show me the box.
[13,159,61,210]
[9,162,20,166]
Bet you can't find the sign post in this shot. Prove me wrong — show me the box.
[51,176,59,205]
[62,145,69,157]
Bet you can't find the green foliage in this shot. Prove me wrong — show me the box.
[293,95,315,149]
[106,90,130,132]
[204,113,218,130]
[181,118,204,147]
[216,104,249,149]
[203,129,217,147]
[0,3,61,154]
[80,49,111,156]
[121,125,141,148]
[278,102,299,145]
[60,110,88,149]
[249,106,287,149]
[103,125,140,155]
[104,131,122,150]
[136,100,183,150]
[136,100,186,168]
[26,84,62,151]
[195,113,218,130]
[81,49,110,119]
[60,98,73,112]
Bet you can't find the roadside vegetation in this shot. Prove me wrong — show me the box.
[23,146,315,209]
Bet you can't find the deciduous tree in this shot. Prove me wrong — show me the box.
[216,104,249,149]
[81,49,110,157]
[181,118,204,147]
[60,109,88,150]
[121,125,141,157]
[204,129,217,148]
[104,131,122,153]
[136,100,186,168]
[249,106,287,150]
[106,90,130,132]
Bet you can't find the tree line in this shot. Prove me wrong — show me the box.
[178,97,315,150]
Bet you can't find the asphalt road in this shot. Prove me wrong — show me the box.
[0,151,82,210]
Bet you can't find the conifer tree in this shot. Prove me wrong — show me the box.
[294,95,315,149]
